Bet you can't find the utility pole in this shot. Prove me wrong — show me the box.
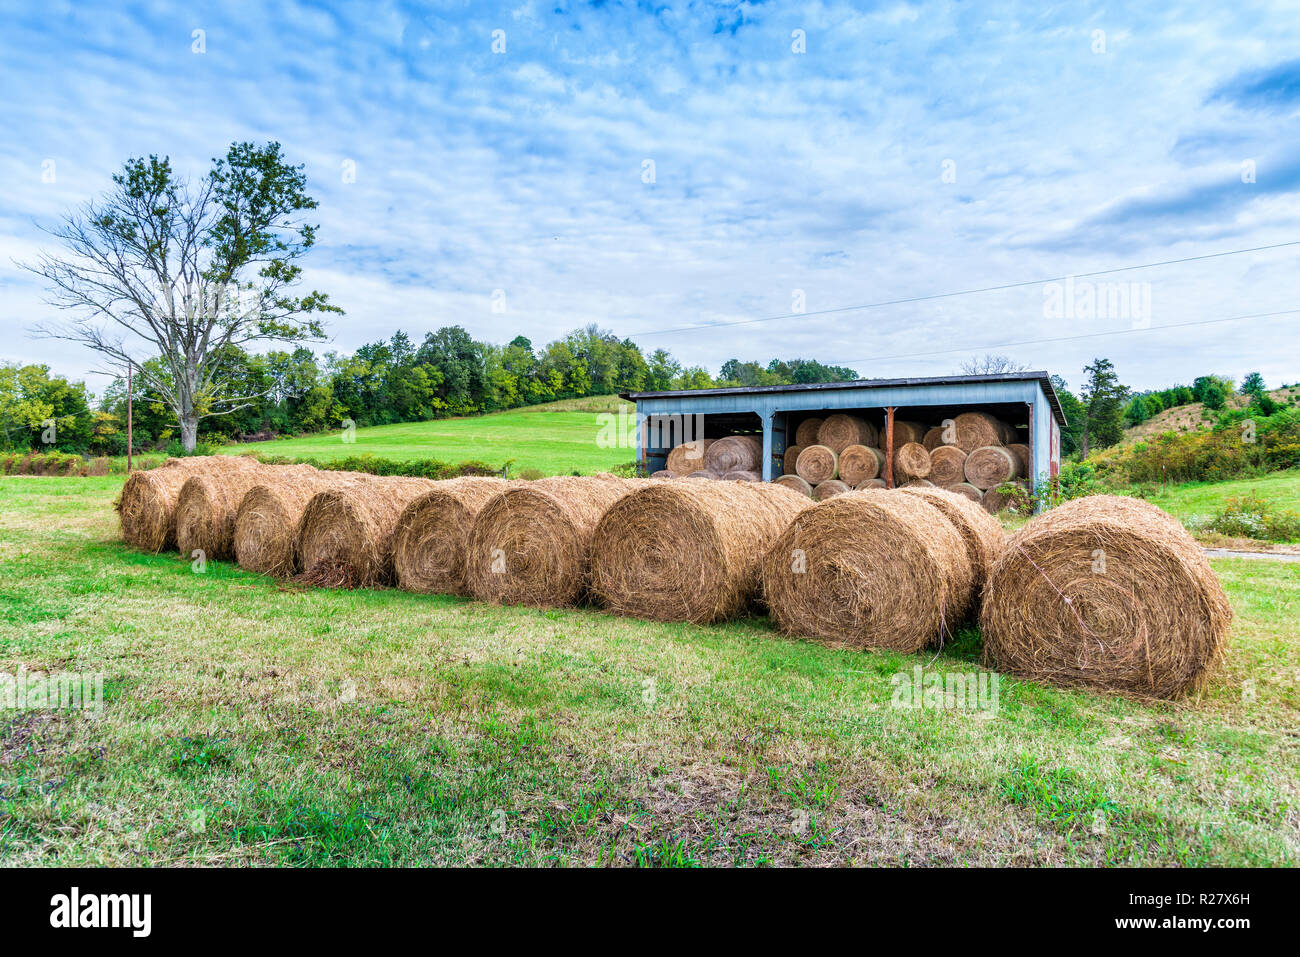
[126,363,133,473]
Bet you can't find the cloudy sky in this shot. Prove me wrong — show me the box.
[2,0,1298,394]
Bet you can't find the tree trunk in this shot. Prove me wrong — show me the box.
[180,414,199,452]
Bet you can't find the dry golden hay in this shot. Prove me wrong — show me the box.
[722,469,761,482]
[651,469,677,479]
[928,445,968,486]
[175,462,311,562]
[892,420,927,445]
[902,479,936,487]
[782,445,804,475]
[589,480,812,624]
[703,435,761,473]
[817,413,878,452]
[964,445,1021,489]
[117,455,259,552]
[686,469,720,480]
[922,426,945,451]
[894,442,932,481]
[838,444,884,486]
[897,486,1007,593]
[951,411,1004,452]
[854,478,886,490]
[795,444,838,485]
[774,474,814,497]
[391,477,514,595]
[794,417,824,447]
[812,479,851,500]
[665,439,714,476]
[296,476,439,588]
[945,482,984,503]
[465,475,636,608]
[761,489,975,652]
[234,469,373,577]
[981,495,1232,698]
[982,481,1032,515]
[1007,442,1031,477]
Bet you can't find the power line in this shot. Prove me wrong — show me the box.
[626,239,1300,339]
[836,308,1300,366]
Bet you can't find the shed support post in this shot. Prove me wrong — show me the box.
[884,406,896,488]
[760,411,774,482]
[636,412,646,477]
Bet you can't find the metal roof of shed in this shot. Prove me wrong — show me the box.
[621,371,1068,426]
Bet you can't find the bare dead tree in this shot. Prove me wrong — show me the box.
[959,354,1030,376]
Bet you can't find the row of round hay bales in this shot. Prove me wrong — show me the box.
[117,455,262,552]
[658,435,762,481]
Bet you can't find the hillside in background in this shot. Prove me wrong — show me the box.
[1118,384,1300,447]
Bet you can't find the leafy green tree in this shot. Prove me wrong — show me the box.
[1049,374,1087,456]
[1078,358,1129,456]
[1241,371,1266,400]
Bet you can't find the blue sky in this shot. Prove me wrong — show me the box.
[2,0,1298,393]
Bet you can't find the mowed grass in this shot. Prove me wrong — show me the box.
[1,477,1297,867]
[226,395,633,475]
[1145,469,1300,525]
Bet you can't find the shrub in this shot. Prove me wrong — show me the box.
[1190,492,1300,543]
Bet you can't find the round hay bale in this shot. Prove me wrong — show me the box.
[928,445,967,486]
[894,442,931,481]
[1007,443,1031,477]
[650,469,678,479]
[392,477,514,594]
[996,419,1017,444]
[951,412,1003,452]
[812,479,851,500]
[665,439,714,476]
[892,420,927,445]
[981,495,1232,698]
[854,478,886,490]
[782,445,804,475]
[982,481,1032,515]
[817,414,878,453]
[902,479,936,488]
[176,463,310,562]
[685,470,720,480]
[897,486,1007,592]
[761,490,975,652]
[964,446,1020,489]
[922,426,945,451]
[704,435,761,474]
[296,476,439,588]
[794,418,824,448]
[774,474,813,497]
[838,445,884,486]
[795,445,838,485]
[234,469,371,577]
[945,482,984,503]
[466,475,636,608]
[590,481,811,623]
[118,455,258,552]
[722,469,761,482]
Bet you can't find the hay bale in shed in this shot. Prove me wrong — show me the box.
[981,495,1232,698]
[1007,443,1031,477]
[818,414,878,452]
[685,470,720,480]
[928,445,967,486]
[964,446,1021,489]
[794,418,824,448]
[838,445,884,486]
[118,455,259,553]
[176,463,311,562]
[296,476,438,588]
[903,479,936,488]
[892,420,927,445]
[782,445,804,475]
[795,445,838,485]
[466,475,636,608]
[761,490,975,652]
[590,481,811,623]
[392,477,514,594]
[234,469,372,577]
[894,442,932,481]
[951,412,1004,452]
[812,479,851,500]
[650,469,677,479]
[944,483,984,503]
[774,474,813,497]
[722,469,761,482]
[898,486,1006,592]
[854,478,886,490]
[982,482,1031,515]
[704,435,761,474]
[665,439,714,476]
[922,426,945,451]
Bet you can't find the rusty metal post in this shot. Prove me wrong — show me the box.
[884,406,895,488]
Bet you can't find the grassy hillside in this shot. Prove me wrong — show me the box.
[0,476,1296,866]
[226,395,634,474]
[1119,384,1300,447]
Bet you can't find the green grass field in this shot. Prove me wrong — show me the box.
[1145,470,1300,524]
[227,395,633,475]
[1,476,1297,866]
